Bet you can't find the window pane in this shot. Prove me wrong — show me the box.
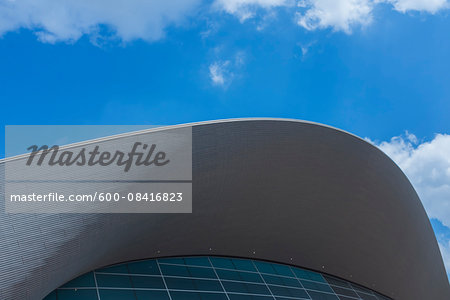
[170,291,228,300]
[57,289,98,300]
[159,258,186,265]
[166,277,197,290]
[130,275,165,289]
[61,273,95,288]
[293,268,326,283]
[269,285,309,298]
[232,259,256,272]
[96,264,128,274]
[42,291,57,300]
[194,279,223,291]
[253,261,276,275]
[307,290,339,300]
[263,274,301,287]
[323,275,351,288]
[135,290,170,300]
[188,266,217,279]
[160,264,190,277]
[184,257,212,267]
[301,280,334,293]
[330,285,358,298]
[99,289,135,300]
[128,260,160,275]
[96,274,132,288]
[228,295,272,300]
[271,264,294,277]
[210,257,235,269]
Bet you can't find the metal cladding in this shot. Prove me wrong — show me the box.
[0,119,448,300]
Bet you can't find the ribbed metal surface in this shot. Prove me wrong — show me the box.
[0,119,448,300]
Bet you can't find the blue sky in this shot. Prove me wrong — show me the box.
[1,0,450,277]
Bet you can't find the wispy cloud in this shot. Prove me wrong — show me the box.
[386,0,449,14]
[208,51,246,87]
[296,41,316,58]
[209,60,230,86]
[214,0,293,22]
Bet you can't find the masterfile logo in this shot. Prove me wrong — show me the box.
[26,142,170,172]
[4,125,192,214]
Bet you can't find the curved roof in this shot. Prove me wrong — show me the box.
[0,119,448,299]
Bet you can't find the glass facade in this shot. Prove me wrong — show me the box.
[43,256,391,300]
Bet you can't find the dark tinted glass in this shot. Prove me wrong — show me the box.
[43,256,391,300]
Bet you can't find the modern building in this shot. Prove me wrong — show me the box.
[0,119,448,300]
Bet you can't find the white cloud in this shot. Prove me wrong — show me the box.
[214,0,293,21]
[0,0,201,43]
[0,0,449,43]
[216,0,449,33]
[368,133,450,228]
[208,51,246,87]
[384,0,449,14]
[215,0,375,32]
[209,60,230,86]
[296,0,373,33]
